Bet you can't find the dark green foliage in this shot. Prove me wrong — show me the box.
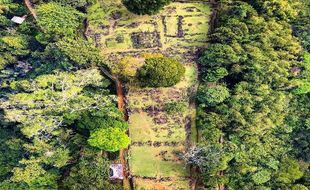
[196,110,225,144]
[0,1,127,189]
[195,0,309,189]
[30,37,104,75]
[63,148,122,190]
[292,127,310,162]
[0,128,24,180]
[138,57,185,87]
[249,0,298,21]
[203,67,228,82]
[288,94,310,163]
[199,44,240,68]
[78,108,128,131]
[122,0,171,15]
[293,0,310,51]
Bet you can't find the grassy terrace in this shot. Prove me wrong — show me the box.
[86,1,210,189]
[127,65,198,190]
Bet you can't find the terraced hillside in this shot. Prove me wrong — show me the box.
[86,1,211,189]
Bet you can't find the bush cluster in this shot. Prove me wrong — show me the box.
[138,57,185,87]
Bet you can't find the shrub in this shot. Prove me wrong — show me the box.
[138,57,185,87]
[164,102,187,114]
[122,0,171,15]
[113,56,140,82]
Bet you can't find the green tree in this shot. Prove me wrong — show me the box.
[293,53,310,94]
[0,128,24,180]
[251,170,271,185]
[198,44,240,68]
[0,35,30,70]
[292,184,309,190]
[77,108,128,131]
[195,1,307,189]
[88,127,130,152]
[11,162,58,189]
[49,0,88,8]
[37,2,84,39]
[1,69,113,138]
[203,67,228,82]
[54,38,103,66]
[276,158,304,184]
[196,84,230,107]
[292,0,310,51]
[63,148,121,190]
[122,0,171,15]
[250,0,299,21]
[138,57,185,87]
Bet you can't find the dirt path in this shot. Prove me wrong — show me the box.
[24,0,37,20]
[116,79,132,190]
[98,66,131,189]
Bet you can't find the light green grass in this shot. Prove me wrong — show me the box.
[130,146,188,177]
[129,112,186,142]
[182,16,209,35]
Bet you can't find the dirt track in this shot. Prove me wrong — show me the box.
[24,0,37,20]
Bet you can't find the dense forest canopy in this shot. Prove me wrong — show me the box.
[0,0,127,189]
[190,0,310,189]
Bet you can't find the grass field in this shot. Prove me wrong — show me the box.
[130,146,187,177]
[86,1,210,189]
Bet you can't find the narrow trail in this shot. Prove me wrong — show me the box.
[24,0,37,20]
[115,79,132,190]
[99,67,131,190]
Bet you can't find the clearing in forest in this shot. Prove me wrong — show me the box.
[86,1,211,189]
